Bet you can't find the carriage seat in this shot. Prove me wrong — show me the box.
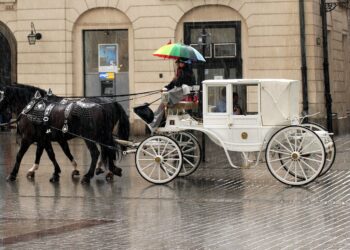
[170,101,198,111]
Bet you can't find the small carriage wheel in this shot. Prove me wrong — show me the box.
[302,122,336,177]
[170,131,202,177]
[266,126,326,186]
[135,135,183,184]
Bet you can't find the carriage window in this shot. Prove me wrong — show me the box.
[207,86,227,113]
[231,84,258,115]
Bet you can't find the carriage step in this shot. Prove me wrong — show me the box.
[123,149,137,155]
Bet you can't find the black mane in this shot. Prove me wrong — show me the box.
[1,84,47,114]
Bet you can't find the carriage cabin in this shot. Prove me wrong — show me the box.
[202,79,301,151]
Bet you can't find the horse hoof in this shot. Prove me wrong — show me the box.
[26,171,35,179]
[6,175,16,182]
[81,176,90,184]
[49,175,60,183]
[71,170,80,178]
[95,167,104,176]
[105,172,114,182]
[111,167,122,177]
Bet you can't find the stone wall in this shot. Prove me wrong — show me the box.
[0,0,349,134]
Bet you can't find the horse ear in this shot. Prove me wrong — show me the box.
[34,90,42,99]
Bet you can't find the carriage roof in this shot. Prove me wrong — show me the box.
[202,79,301,125]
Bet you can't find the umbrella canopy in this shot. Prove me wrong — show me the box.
[153,43,206,62]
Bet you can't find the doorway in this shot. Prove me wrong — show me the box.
[0,32,12,85]
[83,29,129,111]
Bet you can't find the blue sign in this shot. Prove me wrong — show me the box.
[99,72,114,80]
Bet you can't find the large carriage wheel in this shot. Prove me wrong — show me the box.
[135,135,183,184]
[302,122,336,177]
[266,126,326,186]
[170,131,202,177]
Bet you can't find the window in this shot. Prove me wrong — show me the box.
[231,84,258,115]
[214,43,236,58]
[207,86,227,113]
[184,21,242,80]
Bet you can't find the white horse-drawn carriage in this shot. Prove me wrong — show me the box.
[120,79,335,186]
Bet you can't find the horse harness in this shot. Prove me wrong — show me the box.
[22,95,101,134]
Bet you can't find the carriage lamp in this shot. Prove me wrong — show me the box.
[27,22,42,45]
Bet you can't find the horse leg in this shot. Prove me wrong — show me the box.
[103,138,122,179]
[44,142,61,183]
[26,144,44,179]
[7,139,31,181]
[95,148,106,175]
[81,141,99,184]
[57,139,80,178]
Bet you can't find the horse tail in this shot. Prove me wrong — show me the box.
[114,102,130,144]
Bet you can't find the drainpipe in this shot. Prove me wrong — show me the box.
[320,0,333,132]
[299,0,309,119]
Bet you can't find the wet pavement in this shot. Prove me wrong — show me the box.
[1,131,350,249]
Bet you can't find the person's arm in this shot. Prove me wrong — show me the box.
[164,79,176,90]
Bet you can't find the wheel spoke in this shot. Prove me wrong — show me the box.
[301,156,323,163]
[184,154,199,158]
[300,158,317,173]
[184,157,195,168]
[182,148,195,154]
[163,147,178,157]
[157,138,161,155]
[149,164,157,178]
[141,162,155,171]
[269,149,290,155]
[141,148,157,158]
[301,149,323,155]
[274,138,292,153]
[269,156,291,163]
[296,130,306,151]
[300,138,316,152]
[160,164,171,178]
[297,160,308,180]
[161,140,170,155]
[284,132,294,151]
[163,161,178,172]
[165,158,181,161]
[283,161,294,179]
[275,159,292,173]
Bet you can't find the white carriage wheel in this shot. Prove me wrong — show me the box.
[170,131,202,177]
[266,126,326,186]
[135,135,183,184]
[302,123,336,177]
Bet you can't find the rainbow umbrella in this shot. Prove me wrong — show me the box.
[153,43,206,62]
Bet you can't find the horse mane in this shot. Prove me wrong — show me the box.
[12,82,47,96]
[2,84,47,114]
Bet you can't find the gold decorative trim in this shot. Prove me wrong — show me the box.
[241,132,248,140]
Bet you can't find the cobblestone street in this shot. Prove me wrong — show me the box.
[1,131,350,249]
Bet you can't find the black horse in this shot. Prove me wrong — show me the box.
[0,84,129,183]
[0,84,80,179]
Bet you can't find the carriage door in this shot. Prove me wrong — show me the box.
[184,21,242,81]
[83,30,129,111]
[229,84,261,150]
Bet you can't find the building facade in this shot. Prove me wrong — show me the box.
[0,0,349,134]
